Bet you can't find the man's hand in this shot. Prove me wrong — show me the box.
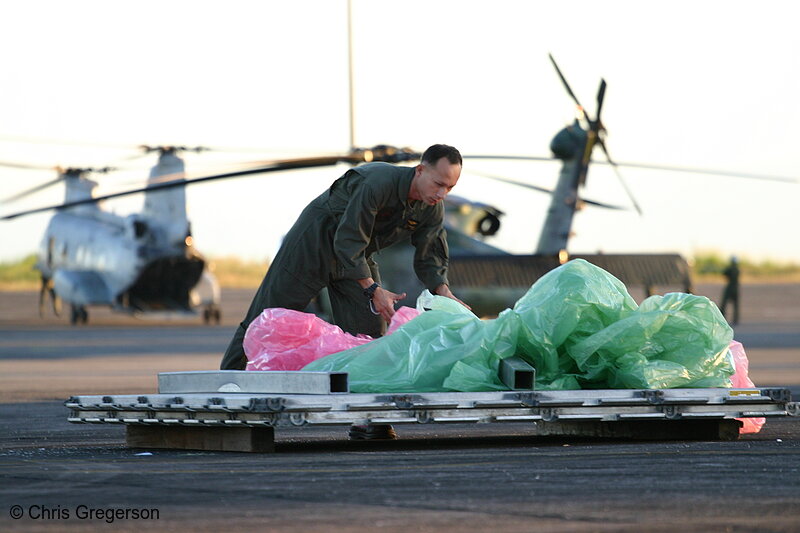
[434,284,471,310]
[371,286,407,323]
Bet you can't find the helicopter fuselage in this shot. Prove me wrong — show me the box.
[37,206,204,314]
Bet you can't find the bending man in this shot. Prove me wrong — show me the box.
[220,144,467,370]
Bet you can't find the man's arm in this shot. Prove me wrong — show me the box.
[410,212,470,310]
[357,277,406,323]
[434,283,471,310]
[332,175,409,322]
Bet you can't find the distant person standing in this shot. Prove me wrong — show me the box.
[720,256,740,325]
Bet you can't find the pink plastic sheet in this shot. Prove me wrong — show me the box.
[244,306,420,371]
[730,340,765,434]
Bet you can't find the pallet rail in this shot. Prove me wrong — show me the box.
[65,372,799,452]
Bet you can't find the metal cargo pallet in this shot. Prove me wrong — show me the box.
[65,370,799,452]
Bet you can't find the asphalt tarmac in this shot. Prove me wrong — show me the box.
[1,285,799,532]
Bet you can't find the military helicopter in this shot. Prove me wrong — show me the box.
[371,53,796,316]
[0,146,222,325]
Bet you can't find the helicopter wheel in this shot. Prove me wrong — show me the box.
[38,278,62,318]
[203,305,221,325]
[38,284,46,318]
[52,293,62,317]
[70,305,88,325]
[477,213,501,236]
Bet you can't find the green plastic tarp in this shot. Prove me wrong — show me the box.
[303,259,734,392]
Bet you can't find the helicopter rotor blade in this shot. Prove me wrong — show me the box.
[465,152,797,187]
[463,152,797,184]
[579,196,626,210]
[596,159,799,184]
[0,133,135,150]
[97,145,210,169]
[595,139,643,216]
[0,160,56,171]
[580,196,628,211]
[1,176,64,204]
[138,145,212,154]
[595,78,607,124]
[0,155,348,221]
[466,170,557,195]
[467,169,626,210]
[112,151,155,163]
[0,138,216,169]
[462,154,556,162]
[548,53,586,119]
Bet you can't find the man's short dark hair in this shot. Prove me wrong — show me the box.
[421,144,462,167]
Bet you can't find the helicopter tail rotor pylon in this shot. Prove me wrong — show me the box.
[540,54,644,255]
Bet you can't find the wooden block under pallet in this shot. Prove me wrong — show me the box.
[535,419,743,441]
[126,425,275,452]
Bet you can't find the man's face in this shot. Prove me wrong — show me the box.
[411,157,461,206]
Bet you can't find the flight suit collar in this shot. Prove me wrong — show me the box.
[399,165,416,210]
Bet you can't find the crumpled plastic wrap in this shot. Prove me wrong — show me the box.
[244,306,420,371]
[561,292,735,390]
[304,259,736,394]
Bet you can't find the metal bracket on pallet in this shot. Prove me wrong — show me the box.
[763,388,792,402]
[644,390,665,404]
[247,397,286,413]
[390,395,417,409]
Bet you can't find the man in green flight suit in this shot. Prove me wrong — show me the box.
[220,144,468,371]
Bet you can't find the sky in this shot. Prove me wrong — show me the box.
[1,0,799,265]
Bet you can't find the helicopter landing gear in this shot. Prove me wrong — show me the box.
[38,276,62,318]
[202,304,221,325]
[70,304,88,325]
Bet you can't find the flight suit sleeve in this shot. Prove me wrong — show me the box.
[332,178,388,280]
[411,207,449,291]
